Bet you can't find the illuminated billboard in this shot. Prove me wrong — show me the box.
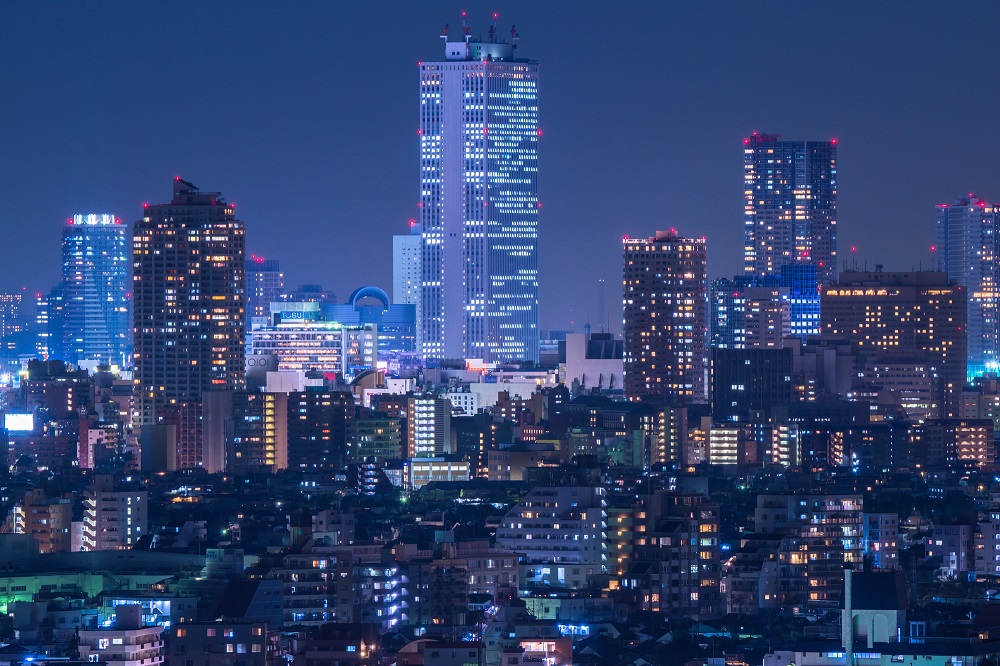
[4,413,34,432]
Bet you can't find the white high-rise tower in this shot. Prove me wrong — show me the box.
[419,17,540,363]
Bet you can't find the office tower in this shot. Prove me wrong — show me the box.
[419,23,540,363]
[393,222,421,306]
[0,291,23,340]
[281,284,337,305]
[132,179,246,443]
[622,229,707,402]
[246,256,284,329]
[743,133,837,285]
[60,214,131,367]
[822,271,967,417]
[935,195,1000,378]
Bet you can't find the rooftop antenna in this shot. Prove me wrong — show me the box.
[440,22,449,42]
[489,12,497,43]
[597,278,607,334]
[462,12,471,44]
[510,24,519,49]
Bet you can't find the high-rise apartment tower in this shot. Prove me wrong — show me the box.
[743,133,837,285]
[132,179,246,433]
[622,229,707,402]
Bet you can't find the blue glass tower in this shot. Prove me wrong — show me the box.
[61,214,131,366]
[419,20,540,363]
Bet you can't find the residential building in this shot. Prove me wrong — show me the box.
[559,331,624,394]
[407,395,452,458]
[287,389,355,470]
[12,489,74,553]
[170,621,268,665]
[743,133,837,285]
[77,605,164,666]
[82,475,148,551]
[622,229,708,402]
[132,178,246,448]
[496,486,608,590]
[711,347,792,423]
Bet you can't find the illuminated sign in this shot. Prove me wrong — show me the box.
[4,413,33,432]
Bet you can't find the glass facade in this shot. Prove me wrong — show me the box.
[61,214,131,367]
[419,38,540,363]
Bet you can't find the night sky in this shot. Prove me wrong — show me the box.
[2,2,999,333]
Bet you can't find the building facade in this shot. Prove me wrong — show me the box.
[246,256,284,330]
[821,272,967,417]
[935,195,999,379]
[61,214,131,366]
[393,223,421,307]
[419,29,540,363]
[743,133,838,285]
[132,179,246,435]
[622,229,707,402]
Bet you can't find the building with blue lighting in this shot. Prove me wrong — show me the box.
[419,21,540,363]
[936,195,999,379]
[60,214,131,367]
[711,264,820,349]
[324,286,416,356]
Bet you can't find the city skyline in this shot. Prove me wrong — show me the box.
[1,3,999,335]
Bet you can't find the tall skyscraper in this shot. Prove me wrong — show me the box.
[132,179,246,443]
[61,214,131,367]
[743,133,837,285]
[935,195,999,378]
[622,229,707,402]
[419,21,540,363]
[246,256,284,329]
